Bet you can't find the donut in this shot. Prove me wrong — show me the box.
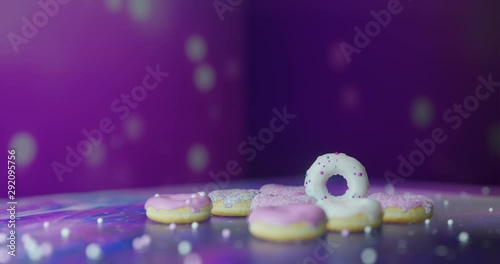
[144,193,211,224]
[259,184,306,196]
[250,193,317,210]
[305,153,369,201]
[248,204,327,242]
[317,198,383,232]
[368,192,434,223]
[208,189,259,216]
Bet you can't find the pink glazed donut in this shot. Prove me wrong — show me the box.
[248,204,327,242]
[368,192,434,223]
[250,193,317,210]
[144,192,212,224]
[259,184,306,196]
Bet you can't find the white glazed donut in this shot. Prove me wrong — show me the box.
[316,198,383,231]
[304,153,369,201]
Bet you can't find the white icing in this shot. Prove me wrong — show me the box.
[317,198,383,221]
[304,153,369,201]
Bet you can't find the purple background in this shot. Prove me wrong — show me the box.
[0,0,499,196]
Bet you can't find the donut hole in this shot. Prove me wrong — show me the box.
[326,175,348,196]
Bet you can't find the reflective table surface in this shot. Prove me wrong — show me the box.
[1,177,499,263]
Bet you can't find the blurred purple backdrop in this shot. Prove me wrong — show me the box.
[0,0,498,196]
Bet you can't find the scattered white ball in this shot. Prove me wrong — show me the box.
[154,193,160,197]
[27,247,43,261]
[481,186,490,196]
[0,248,12,263]
[489,207,493,213]
[97,218,103,224]
[458,232,469,243]
[198,192,206,197]
[360,247,377,264]
[424,219,431,225]
[435,245,448,256]
[447,219,454,226]
[178,240,192,256]
[341,229,349,237]
[184,253,202,264]
[398,240,407,249]
[191,222,199,230]
[21,234,32,244]
[222,228,231,239]
[364,226,372,234]
[443,200,449,206]
[85,243,103,260]
[61,228,70,238]
[186,199,191,205]
[40,242,53,257]
[191,194,196,198]
[43,222,50,229]
[169,223,176,231]
[141,234,151,246]
[132,238,142,251]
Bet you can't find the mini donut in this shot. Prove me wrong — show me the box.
[317,198,383,232]
[368,192,434,223]
[208,189,259,216]
[259,184,306,196]
[248,204,327,242]
[250,193,317,210]
[305,153,369,201]
[144,193,211,224]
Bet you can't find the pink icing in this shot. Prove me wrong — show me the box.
[248,204,326,227]
[144,193,211,212]
[368,192,434,213]
[250,193,317,210]
[259,184,306,196]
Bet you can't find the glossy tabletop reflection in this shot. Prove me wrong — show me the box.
[1,178,499,264]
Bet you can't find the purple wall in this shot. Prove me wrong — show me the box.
[246,0,500,186]
[1,0,247,196]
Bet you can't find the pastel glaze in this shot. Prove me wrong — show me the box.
[250,193,317,210]
[317,198,383,220]
[304,153,369,201]
[259,184,306,196]
[248,204,326,227]
[208,189,259,208]
[144,193,211,212]
[368,192,434,213]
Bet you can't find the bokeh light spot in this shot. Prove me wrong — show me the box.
[128,0,152,22]
[339,84,361,112]
[186,35,207,63]
[105,0,123,13]
[411,96,434,129]
[9,132,37,166]
[194,64,216,92]
[86,144,106,168]
[187,144,209,173]
[123,114,145,141]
